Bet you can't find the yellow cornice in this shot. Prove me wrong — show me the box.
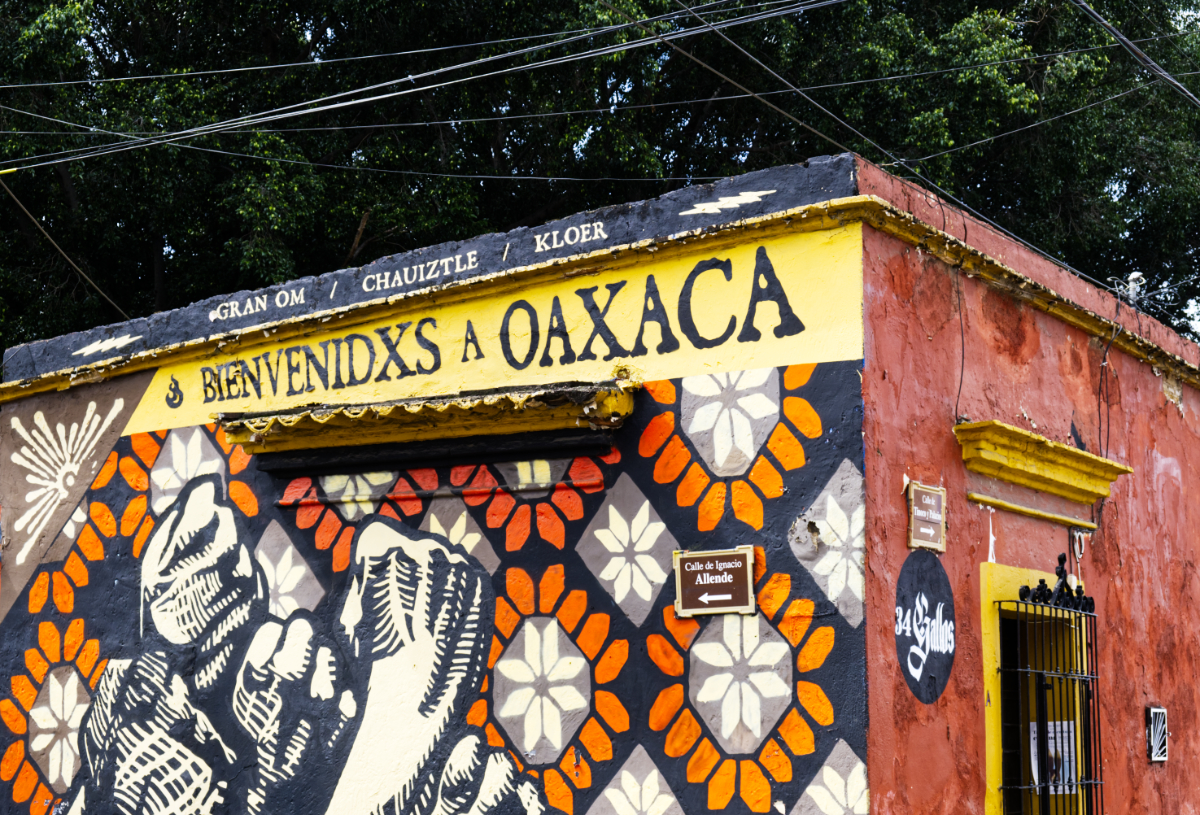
[954,420,1132,504]
[220,384,635,453]
[3,194,1198,404]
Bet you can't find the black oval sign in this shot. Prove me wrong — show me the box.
[895,549,956,703]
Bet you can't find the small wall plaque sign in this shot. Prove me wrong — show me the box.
[908,482,946,552]
[673,546,757,617]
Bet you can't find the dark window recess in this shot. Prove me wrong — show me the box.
[997,556,1104,815]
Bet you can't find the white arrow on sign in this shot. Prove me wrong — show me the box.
[699,593,732,604]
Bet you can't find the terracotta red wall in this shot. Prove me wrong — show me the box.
[858,161,1200,813]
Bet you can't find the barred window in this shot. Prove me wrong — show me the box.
[997,588,1104,814]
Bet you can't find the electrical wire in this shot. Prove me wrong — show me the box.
[0,0,784,91]
[1068,0,1200,108]
[0,178,128,318]
[912,81,1156,162]
[0,0,842,171]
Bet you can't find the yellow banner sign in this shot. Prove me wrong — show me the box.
[126,225,862,434]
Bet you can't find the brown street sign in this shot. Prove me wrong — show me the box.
[908,482,946,552]
[673,546,757,617]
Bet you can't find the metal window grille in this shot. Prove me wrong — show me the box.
[1147,707,1168,762]
[997,600,1104,814]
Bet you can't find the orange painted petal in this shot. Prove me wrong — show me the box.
[27,573,49,614]
[644,380,677,404]
[599,447,620,464]
[91,452,118,489]
[315,510,340,550]
[749,457,784,499]
[485,723,506,747]
[594,690,629,732]
[495,598,521,638]
[466,699,488,727]
[0,700,25,735]
[739,760,771,813]
[664,709,700,757]
[24,650,47,684]
[465,467,499,506]
[556,591,588,633]
[676,463,710,508]
[579,718,613,761]
[119,456,148,491]
[639,413,675,458]
[77,525,104,561]
[731,481,763,530]
[332,528,354,572]
[38,622,60,663]
[697,482,726,531]
[757,574,791,621]
[488,637,504,669]
[11,676,36,711]
[576,614,609,660]
[229,445,253,475]
[560,747,591,789]
[536,503,565,549]
[784,397,823,439]
[30,782,54,815]
[281,478,311,506]
[89,659,107,688]
[551,484,584,521]
[89,502,116,537]
[653,436,690,484]
[569,458,604,493]
[229,481,259,516]
[506,569,535,616]
[0,741,23,782]
[487,491,516,529]
[649,684,683,731]
[797,681,834,726]
[662,607,700,650]
[506,504,532,551]
[295,488,323,528]
[797,627,836,672]
[12,761,37,803]
[778,599,815,647]
[759,739,792,782]
[120,494,147,537]
[647,634,684,677]
[133,516,155,558]
[539,565,565,613]
[76,640,100,679]
[688,738,720,782]
[64,619,84,662]
[784,363,816,390]
[707,759,736,809]
[130,432,161,467]
[778,709,815,756]
[52,573,74,614]
[544,768,573,814]
[595,640,628,683]
[389,478,422,517]
[753,547,766,584]
[766,424,806,471]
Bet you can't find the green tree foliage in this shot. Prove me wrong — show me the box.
[0,0,1197,352]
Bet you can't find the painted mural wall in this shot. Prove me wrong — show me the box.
[0,230,867,815]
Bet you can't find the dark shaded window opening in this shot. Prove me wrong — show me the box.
[997,601,1104,815]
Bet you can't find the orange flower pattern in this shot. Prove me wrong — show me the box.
[0,362,865,815]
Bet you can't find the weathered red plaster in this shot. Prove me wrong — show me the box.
[859,160,1200,813]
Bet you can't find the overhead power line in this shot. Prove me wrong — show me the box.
[1067,0,1200,109]
[0,178,128,318]
[0,0,843,172]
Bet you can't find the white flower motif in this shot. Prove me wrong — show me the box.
[812,496,865,603]
[693,615,791,742]
[29,668,89,792]
[805,762,868,815]
[9,400,124,563]
[682,369,779,476]
[150,427,222,513]
[320,472,395,520]
[427,510,483,556]
[604,769,675,815]
[496,619,589,752]
[257,543,308,618]
[595,502,669,604]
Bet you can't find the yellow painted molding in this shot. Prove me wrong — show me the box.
[954,420,1132,504]
[966,492,1097,529]
[5,193,1200,404]
[220,383,635,454]
[980,562,1060,815]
